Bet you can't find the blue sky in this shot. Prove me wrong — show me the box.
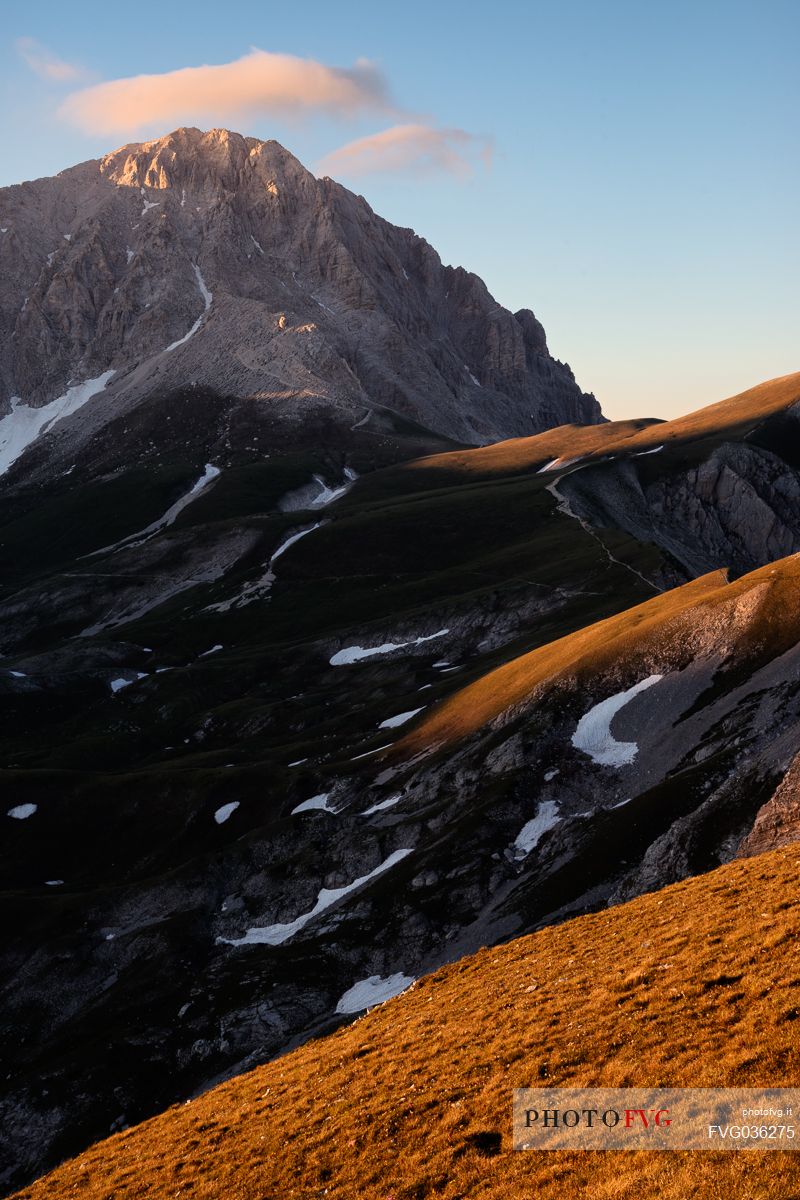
[2,0,797,420]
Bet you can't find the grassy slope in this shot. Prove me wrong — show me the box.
[0,424,663,779]
[393,554,800,758]
[13,842,800,1200]
[354,370,800,501]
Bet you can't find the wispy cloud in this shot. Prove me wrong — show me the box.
[58,49,398,137]
[318,124,493,180]
[16,37,85,83]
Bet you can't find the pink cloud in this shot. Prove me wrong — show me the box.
[16,37,85,83]
[317,124,493,180]
[58,49,396,136]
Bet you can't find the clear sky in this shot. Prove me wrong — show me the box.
[2,0,797,421]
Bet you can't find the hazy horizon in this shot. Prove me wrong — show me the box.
[2,0,797,423]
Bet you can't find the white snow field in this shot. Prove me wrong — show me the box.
[109,673,147,693]
[8,804,37,820]
[271,523,323,564]
[291,793,335,815]
[513,800,561,856]
[214,802,240,825]
[88,463,221,558]
[335,972,415,1014]
[378,708,425,730]
[278,470,358,512]
[219,848,413,947]
[571,674,663,767]
[165,265,213,352]
[537,456,580,473]
[361,794,402,815]
[0,371,115,477]
[330,630,449,666]
[139,463,221,533]
[206,521,326,613]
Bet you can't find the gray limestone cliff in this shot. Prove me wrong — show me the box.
[0,127,600,453]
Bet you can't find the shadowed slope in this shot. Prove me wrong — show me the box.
[4,373,800,1191]
[13,843,800,1200]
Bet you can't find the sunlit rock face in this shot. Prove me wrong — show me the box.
[0,126,600,448]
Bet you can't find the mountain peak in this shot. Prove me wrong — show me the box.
[0,130,600,464]
[99,125,309,193]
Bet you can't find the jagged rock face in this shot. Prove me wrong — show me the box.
[737,751,800,857]
[0,126,599,451]
[551,409,800,580]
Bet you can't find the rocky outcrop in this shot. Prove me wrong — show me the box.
[552,415,800,580]
[0,127,600,460]
[737,751,800,857]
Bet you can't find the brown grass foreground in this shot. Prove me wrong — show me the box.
[14,844,800,1200]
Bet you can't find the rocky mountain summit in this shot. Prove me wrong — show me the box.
[0,126,599,473]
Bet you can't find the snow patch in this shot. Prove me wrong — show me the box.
[634,445,664,457]
[291,793,334,815]
[272,522,322,564]
[312,294,336,315]
[335,972,414,1014]
[205,522,324,612]
[165,264,212,352]
[109,673,147,694]
[513,800,560,856]
[378,708,424,730]
[308,474,350,506]
[8,803,37,820]
[214,802,240,825]
[220,848,413,946]
[465,366,481,387]
[250,234,264,255]
[537,456,580,473]
[200,644,223,657]
[544,769,560,781]
[351,744,393,761]
[45,880,64,886]
[63,233,71,242]
[88,464,220,557]
[0,371,115,478]
[571,674,663,767]
[331,630,449,666]
[280,470,358,511]
[8,670,27,678]
[361,794,402,815]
